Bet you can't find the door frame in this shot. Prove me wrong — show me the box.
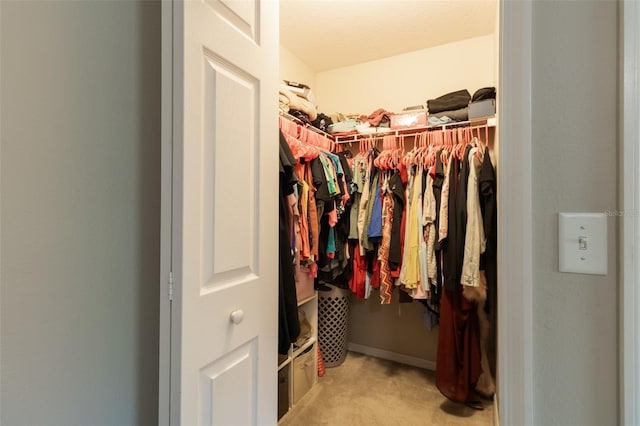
[497,0,533,424]
[158,0,173,424]
[621,1,640,424]
[500,1,640,425]
[157,1,640,424]
[156,1,539,424]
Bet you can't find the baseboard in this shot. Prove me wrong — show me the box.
[347,343,437,371]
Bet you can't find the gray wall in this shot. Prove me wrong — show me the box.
[1,1,161,425]
[532,1,618,425]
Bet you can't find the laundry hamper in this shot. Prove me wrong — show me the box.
[318,284,350,367]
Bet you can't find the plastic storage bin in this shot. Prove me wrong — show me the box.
[292,344,316,403]
[318,284,350,367]
[390,111,427,129]
[278,364,290,420]
[295,265,315,303]
[468,99,496,119]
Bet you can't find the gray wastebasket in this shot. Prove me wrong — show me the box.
[318,284,350,367]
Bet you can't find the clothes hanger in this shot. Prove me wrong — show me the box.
[458,128,468,160]
[443,129,451,152]
[414,132,427,166]
[456,129,465,160]
[382,135,395,170]
[392,135,401,169]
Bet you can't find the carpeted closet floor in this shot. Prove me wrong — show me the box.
[279,351,494,426]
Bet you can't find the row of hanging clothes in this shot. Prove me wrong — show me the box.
[348,128,495,301]
[277,114,355,355]
[278,113,498,408]
[346,125,498,407]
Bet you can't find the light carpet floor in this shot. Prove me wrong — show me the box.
[279,351,494,426]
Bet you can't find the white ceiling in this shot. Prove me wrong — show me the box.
[280,0,498,72]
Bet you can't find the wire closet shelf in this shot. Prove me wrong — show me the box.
[332,116,497,144]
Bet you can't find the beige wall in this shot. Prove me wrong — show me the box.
[280,45,317,91]
[531,1,618,425]
[315,35,495,114]
[1,2,160,424]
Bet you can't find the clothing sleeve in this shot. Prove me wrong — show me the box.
[388,172,405,270]
[478,152,496,241]
[311,157,331,201]
[461,149,485,287]
[279,130,298,195]
[338,153,354,188]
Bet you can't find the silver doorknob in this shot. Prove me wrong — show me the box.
[230,310,245,325]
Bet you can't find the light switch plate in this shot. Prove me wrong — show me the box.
[558,212,607,275]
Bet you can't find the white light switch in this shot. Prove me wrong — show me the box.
[558,212,607,275]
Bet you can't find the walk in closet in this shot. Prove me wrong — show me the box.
[277,1,500,424]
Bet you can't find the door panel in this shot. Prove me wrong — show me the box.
[201,53,258,290]
[162,1,279,425]
[199,339,258,426]
[204,0,259,42]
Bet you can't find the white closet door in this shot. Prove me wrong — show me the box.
[162,1,279,424]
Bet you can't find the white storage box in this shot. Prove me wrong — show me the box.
[292,344,316,403]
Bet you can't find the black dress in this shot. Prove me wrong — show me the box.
[278,131,300,354]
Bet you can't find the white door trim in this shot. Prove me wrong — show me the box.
[497,1,534,424]
[158,0,173,424]
[621,1,640,424]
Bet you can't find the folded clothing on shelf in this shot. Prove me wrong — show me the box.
[328,119,358,134]
[472,87,496,102]
[280,84,318,121]
[328,112,361,124]
[428,115,456,126]
[311,113,333,133]
[426,89,471,114]
[288,110,312,124]
[358,108,393,127]
[355,122,393,135]
[429,107,469,122]
[283,80,317,106]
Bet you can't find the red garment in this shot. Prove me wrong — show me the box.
[341,180,350,207]
[308,262,318,278]
[349,243,366,299]
[317,344,326,377]
[328,205,338,227]
[436,286,483,404]
[370,254,381,289]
